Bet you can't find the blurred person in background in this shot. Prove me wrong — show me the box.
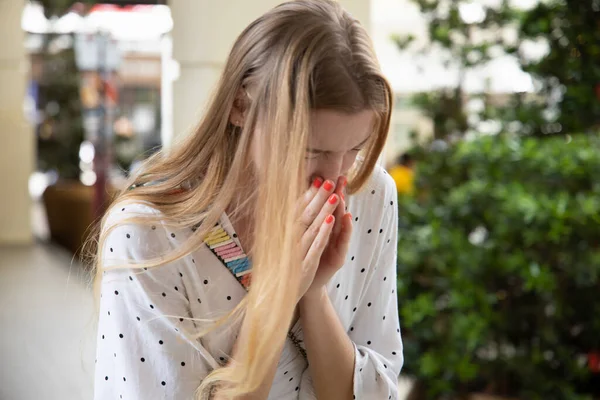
[91,1,403,399]
[388,153,415,195]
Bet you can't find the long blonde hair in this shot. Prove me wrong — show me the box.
[90,0,392,398]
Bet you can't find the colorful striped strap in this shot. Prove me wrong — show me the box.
[202,222,253,289]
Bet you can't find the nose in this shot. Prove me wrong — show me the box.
[310,155,352,187]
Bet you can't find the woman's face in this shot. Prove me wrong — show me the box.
[250,109,375,189]
[304,109,374,188]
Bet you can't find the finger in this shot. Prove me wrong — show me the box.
[304,214,335,271]
[301,192,339,257]
[300,179,336,229]
[332,192,345,240]
[298,176,325,211]
[337,212,353,255]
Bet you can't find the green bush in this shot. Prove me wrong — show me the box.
[397,134,600,400]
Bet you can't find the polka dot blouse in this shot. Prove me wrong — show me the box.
[94,165,403,400]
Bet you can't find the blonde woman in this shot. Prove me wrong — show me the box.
[93,1,403,399]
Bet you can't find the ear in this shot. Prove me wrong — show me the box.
[229,88,248,127]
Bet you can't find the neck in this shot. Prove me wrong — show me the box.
[225,181,256,254]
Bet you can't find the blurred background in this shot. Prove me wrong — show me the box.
[0,0,598,399]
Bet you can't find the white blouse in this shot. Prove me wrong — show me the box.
[94,165,403,400]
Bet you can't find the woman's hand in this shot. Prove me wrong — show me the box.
[296,176,353,301]
[305,176,353,297]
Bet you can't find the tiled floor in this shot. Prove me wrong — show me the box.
[0,243,97,400]
[0,243,412,400]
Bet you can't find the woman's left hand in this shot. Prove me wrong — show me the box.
[304,176,353,297]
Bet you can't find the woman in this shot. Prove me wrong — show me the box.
[93,1,403,399]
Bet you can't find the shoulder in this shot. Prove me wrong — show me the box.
[351,164,397,212]
[101,201,183,265]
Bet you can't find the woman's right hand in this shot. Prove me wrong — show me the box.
[295,177,340,301]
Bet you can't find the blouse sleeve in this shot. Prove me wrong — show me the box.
[93,204,216,400]
[350,173,404,399]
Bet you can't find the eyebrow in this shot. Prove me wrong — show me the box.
[306,135,371,154]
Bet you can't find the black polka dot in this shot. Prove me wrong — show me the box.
[136,316,140,321]
[368,302,372,307]
[102,335,105,339]
[351,256,355,261]
[122,208,125,211]
[355,216,359,222]
[126,234,130,239]
[284,371,288,375]
[179,272,183,277]
[227,296,231,300]
[289,377,293,382]
[384,364,387,368]
[179,318,184,322]
[367,341,371,345]
[371,190,375,194]
[162,292,166,297]
[384,277,387,281]
[336,283,340,288]
[129,276,133,281]
[220,357,225,362]
[392,289,395,293]
[360,368,363,372]
[353,307,357,312]
[192,259,195,264]
[233,233,238,238]
[203,279,208,285]
[123,377,126,381]
[120,396,123,399]
[350,327,354,331]
[119,333,123,338]
[152,225,156,230]
[159,340,164,345]
[150,304,154,309]
[345,295,349,300]
[141,357,145,362]
[197,298,201,303]
[174,286,179,291]
[143,267,147,271]
[171,233,176,238]
[181,362,185,366]
[383,316,386,320]
[110,248,113,252]
[387,239,391,243]
[114,290,119,295]
[105,376,108,381]
[114,353,116,357]
[108,311,110,316]
[379,229,383,234]
[397,328,400,333]
[295,387,299,391]
[361,268,365,273]
[161,381,166,386]
[367,229,372,234]
[392,351,397,355]
[390,201,394,205]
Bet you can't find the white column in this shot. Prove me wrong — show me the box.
[0,1,33,245]
[169,0,372,145]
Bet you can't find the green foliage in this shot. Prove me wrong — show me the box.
[394,0,600,140]
[397,134,600,399]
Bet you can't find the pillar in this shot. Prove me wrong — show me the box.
[0,1,33,245]
[168,0,372,145]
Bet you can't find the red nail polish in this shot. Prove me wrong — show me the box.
[328,194,338,204]
[341,193,345,201]
[342,177,348,187]
[325,215,334,224]
[313,177,323,189]
[323,180,334,191]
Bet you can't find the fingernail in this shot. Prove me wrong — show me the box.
[341,193,345,201]
[323,180,334,192]
[342,177,348,187]
[328,194,338,204]
[325,215,334,224]
[313,177,323,189]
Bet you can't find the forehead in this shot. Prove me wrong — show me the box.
[309,109,375,149]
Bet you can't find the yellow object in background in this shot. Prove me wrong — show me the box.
[389,165,414,195]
